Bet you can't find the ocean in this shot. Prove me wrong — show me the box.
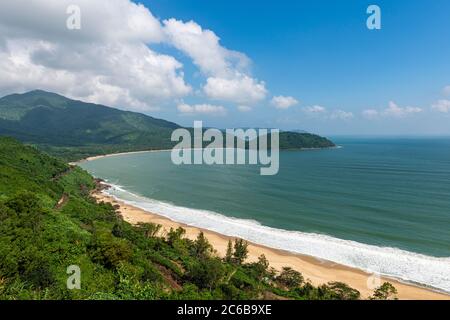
[79,137,450,293]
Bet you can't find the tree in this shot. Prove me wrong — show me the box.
[5,192,41,216]
[136,222,161,239]
[370,282,398,300]
[193,232,213,259]
[186,258,225,291]
[89,232,133,269]
[232,239,248,265]
[252,254,270,281]
[267,267,277,282]
[324,282,360,300]
[167,227,186,245]
[112,222,124,238]
[276,267,304,289]
[294,281,319,299]
[5,192,45,231]
[224,240,233,263]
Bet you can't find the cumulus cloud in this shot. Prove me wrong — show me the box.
[362,109,379,119]
[163,18,267,105]
[177,102,226,116]
[0,0,164,45]
[362,101,422,119]
[330,110,354,120]
[301,105,355,121]
[271,96,299,109]
[0,0,193,111]
[443,85,450,96]
[383,101,422,117]
[302,105,327,114]
[0,0,271,111]
[237,105,252,112]
[163,18,249,77]
[203,75,267,105]
[431,99,450,113]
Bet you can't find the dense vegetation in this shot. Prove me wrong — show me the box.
[0,90,335,161]
[278,131,335,149]
[0,137,396,300]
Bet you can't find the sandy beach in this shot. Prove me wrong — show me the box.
[70,149,171,166]
[93,190,449,300]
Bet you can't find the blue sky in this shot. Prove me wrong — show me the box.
[142,0,450,135]
[1,0,449,135]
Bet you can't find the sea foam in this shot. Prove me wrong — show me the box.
[105,184,450,293]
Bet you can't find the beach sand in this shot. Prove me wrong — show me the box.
[93,191,449,300]
[68,149,171,166]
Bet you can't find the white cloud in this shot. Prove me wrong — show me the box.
[203,75,267,105]
[302,105,354,120]
[271,96,299,109]
[177,102,226,116]
[0,0,272,111]
[431,99,450,113]
[443,86,450,96]
[163,18,249,77]
[302,105,327,114]
[237,105,252,112]
[383,101,422,117]
[330,110,354,120]
[0,0,164,45]
[362,102,422,120]
[163,18,267,105]
[362,109,379,119]
[0,0,193,111]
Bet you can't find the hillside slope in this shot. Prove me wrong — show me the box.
[0,90,180,159]
[0,91,335,160]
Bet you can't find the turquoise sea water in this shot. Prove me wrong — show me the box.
[80,137,450,292]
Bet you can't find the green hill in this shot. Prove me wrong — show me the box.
[0,137,392,300]
[0,91,335,160]
[0,90,181,160]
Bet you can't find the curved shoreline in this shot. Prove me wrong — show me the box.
[90,189,449,300]
[80,150,449,300]
[70,149,172,165]
[70,145,339,165]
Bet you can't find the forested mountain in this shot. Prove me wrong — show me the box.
[0,90,180,160]
[0,91,335,160]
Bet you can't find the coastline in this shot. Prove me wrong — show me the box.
[79,149,449,300]
[70,149,172,165]
[92,189,449,300]
[70,145,339,165]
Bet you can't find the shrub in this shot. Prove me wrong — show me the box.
[276,267,304,289]
[89,231,133,269]
[370,282,398,300]
[186,258,225,291]
[321,282,360,300]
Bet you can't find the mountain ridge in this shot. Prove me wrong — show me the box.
[0,90,335,160]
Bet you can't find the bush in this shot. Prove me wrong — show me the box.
[370,282,398,300]
[276,267,304,289]
[89,231,133,269]
[167,227,186,245]
[320,282,360,300]
[186,258,225,291]
[135,222,161,239]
